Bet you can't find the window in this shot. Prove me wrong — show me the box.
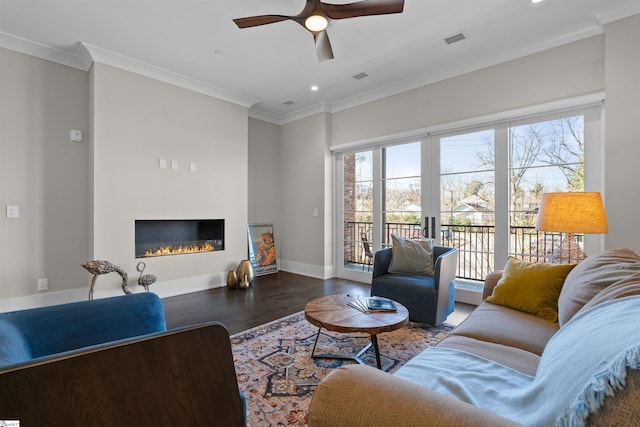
[335,104,602,282]
[509,115,586,262]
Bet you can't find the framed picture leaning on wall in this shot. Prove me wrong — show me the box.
[247,223,278,276]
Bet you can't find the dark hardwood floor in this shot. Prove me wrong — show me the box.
[162,271,371,335]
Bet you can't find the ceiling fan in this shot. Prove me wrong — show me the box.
[233,0,405,61]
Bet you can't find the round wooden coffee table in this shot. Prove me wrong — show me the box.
[304,294,409,369]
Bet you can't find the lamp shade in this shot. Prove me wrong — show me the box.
[535,192,608,234]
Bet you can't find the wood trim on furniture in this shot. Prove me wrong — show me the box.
[0,322,245,426]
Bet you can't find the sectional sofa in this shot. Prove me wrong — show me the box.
[309,248,640,426]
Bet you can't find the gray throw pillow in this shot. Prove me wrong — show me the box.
[388,234,434,275]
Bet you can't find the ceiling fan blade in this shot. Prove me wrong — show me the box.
[314,30,334,61]
[323,0,404,20]
[298,0,322,18]
[234,0,402,61]
[233,15,290,29]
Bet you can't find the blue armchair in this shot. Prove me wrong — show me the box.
[371,246,459,326]
[0,293,246,426]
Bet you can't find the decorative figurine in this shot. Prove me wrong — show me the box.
[238,274,250,289]
[226,270,238,289]
[236,260,255,288]
[81,260,131,300]
[136,261,157,292]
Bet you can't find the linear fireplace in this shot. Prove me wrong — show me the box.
[135,219,224,258]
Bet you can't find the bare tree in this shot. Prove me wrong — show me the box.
[542,116,584,190]
[476,117,585,203]
[477,124,544,210]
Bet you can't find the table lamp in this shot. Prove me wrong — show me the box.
[535,192,608,263]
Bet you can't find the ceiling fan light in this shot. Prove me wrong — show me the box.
[305,15,328,32]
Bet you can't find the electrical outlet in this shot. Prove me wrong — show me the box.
[37,278,48,291]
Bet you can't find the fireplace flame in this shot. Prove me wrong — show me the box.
[144,241,215,257]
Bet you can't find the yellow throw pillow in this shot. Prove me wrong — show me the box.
[486,257,576,322]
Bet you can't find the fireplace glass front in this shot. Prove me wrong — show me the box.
[135,219,224,258]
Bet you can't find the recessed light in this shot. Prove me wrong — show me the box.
[531,0,544,3]
[310,85,319,92]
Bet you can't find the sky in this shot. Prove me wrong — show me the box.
[355,115,583,196]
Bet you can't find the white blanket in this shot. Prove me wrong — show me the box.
[394,296,640,427]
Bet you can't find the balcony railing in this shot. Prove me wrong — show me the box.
[345,222,569,281]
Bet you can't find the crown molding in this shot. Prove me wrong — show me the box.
[329,25,604,116]
[592,3,640,25]
[249,20,609,125]
[80,43,257,108]
[0,32,257,109]
[0,31,93,71]
[249,102,330,125]
[247,109,282,124]
[4,5,637,126]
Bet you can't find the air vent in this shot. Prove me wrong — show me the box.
[353,72,369,80]
[283,100,296,106]
[444,32,466,45]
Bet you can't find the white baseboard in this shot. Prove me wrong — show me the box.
[0,272,227,313]
[0,268,474,313]
[0,288,88,313]
[140,272,227,299]
[337,268,372,284]
[278,259,334,280]
[455,288,483,305]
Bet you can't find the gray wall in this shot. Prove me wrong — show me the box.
[278,113,333,278]
[1,49,250,307]
[0,48,90,299]
[604,14,640,249]
[248,118,281,226]
[329,35,604,146]
[249,114,334,278]
[90,63,249,297]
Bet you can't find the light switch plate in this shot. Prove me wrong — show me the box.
[70,129,83,143]
[6,205,19,219]
[170,160,178,170]
[158,158,167,169]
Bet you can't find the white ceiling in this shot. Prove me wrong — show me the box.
[1,0,639,124]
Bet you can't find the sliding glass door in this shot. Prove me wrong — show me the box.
[383,142,424,244]
[337,140,438,281]
[438,128,498,280]
[336,105,601,282]
[341,150,375,279]
[433,106,600,279]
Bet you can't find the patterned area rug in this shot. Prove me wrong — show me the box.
[231,311,453,426]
